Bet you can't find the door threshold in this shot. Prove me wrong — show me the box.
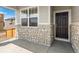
[55,38,70,43]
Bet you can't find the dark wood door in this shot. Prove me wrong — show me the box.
[55,12,68,39]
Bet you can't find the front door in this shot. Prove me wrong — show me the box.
[54,11,69,42]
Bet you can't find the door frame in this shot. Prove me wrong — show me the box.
[53,9,71,42]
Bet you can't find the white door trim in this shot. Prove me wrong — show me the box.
[53,9,71,42]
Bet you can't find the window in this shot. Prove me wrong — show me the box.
[21,7,38,27]
[29,7,37,14]
[29,17,37,26]
[22,18,28,26]
[21,9,28,26]
[29,7,38,26]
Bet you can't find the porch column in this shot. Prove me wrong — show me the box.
[15,10,20,25]
[15,10,21,39]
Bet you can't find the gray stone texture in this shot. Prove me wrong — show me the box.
[17,25,53,46]
[71,23,79,52]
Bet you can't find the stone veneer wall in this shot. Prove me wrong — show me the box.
[17,25,53,46]
[71,23,79,52]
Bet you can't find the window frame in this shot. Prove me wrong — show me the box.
[20,8,28,26]
[20,6,39,27]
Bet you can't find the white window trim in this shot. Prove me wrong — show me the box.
[20,6,39,27]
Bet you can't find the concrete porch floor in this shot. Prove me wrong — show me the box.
[0,39,74,53]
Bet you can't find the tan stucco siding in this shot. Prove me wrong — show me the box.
[16,10,21,25]
[39,6,50,24]
[53,6,79,23]
[53,6,72,11]
[15,6,50,25]
[50,6,72,24]
[72,6,79,23]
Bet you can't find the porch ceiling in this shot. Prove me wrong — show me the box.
[7,6,28,10]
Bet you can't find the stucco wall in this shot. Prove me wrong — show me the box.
[71,6,79,52]
[16,6,50,25]
[53,6,72,11]
[39,6,50,24]
[7,6,79,52]
[50,6,79,52]
[72,6,79,22]
[16,6,52,46]
[53,6,79,23]
[51,6,72,23]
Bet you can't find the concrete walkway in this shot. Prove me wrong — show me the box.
[0,43,32,53]
[0,39,74,53]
